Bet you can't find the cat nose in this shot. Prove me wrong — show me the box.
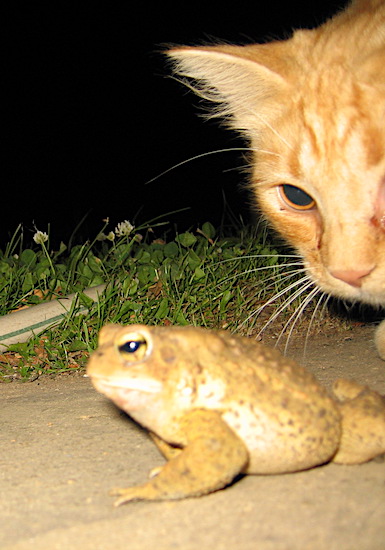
[330,268,374,288]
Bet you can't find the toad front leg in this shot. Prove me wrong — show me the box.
[111,409,249,505]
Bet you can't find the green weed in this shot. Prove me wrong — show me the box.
[0,218,304,381]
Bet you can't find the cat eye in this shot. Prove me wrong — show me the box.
[117,332,149,362]
[280,184,315,211]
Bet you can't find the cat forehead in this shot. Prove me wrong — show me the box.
[297,99,384,171]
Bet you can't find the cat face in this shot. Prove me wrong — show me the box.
[168,0,385,306]
[252,71,385,306]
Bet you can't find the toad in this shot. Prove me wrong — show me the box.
[87,324,385,505]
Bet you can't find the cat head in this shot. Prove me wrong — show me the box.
[167,0,385,305]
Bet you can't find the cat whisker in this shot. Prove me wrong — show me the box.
[255,267,309,298]
[209,246,314,348]
[215,258,303,284]
[240,274,313,333]
[259,273,311,307]
[144,143,280,185]
[234,260,306,305]
[144,147,251,185]
[301,292,330,358]
[258,277,315,329]
[278,285,322,354]
[241,265,307,299]
[255,280,316,347]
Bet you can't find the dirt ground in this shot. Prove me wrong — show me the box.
[1,324,385,550]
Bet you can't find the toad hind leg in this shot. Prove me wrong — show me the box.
[149,432,182,461]
[331,379,385,464]
[111,409,249,505]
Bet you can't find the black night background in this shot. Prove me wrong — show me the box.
[5,0,348,247]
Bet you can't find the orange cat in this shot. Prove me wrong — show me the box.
[168,0,385,358]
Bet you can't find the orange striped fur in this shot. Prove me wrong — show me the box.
[168,0,385,357]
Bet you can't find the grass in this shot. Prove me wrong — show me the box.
[0,216,310,382]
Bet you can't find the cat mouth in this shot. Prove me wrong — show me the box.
[304,264,384,306]
[319,277,385,306]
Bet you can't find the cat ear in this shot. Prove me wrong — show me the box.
[167,44,291,137]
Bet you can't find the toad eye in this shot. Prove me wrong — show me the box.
[116,332,149,362]
[280,184,315,211]
[120,340,144,353]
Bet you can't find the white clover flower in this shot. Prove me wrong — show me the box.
[106,231,115,241]
[33,230,49,245]
[115,220,134,237]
